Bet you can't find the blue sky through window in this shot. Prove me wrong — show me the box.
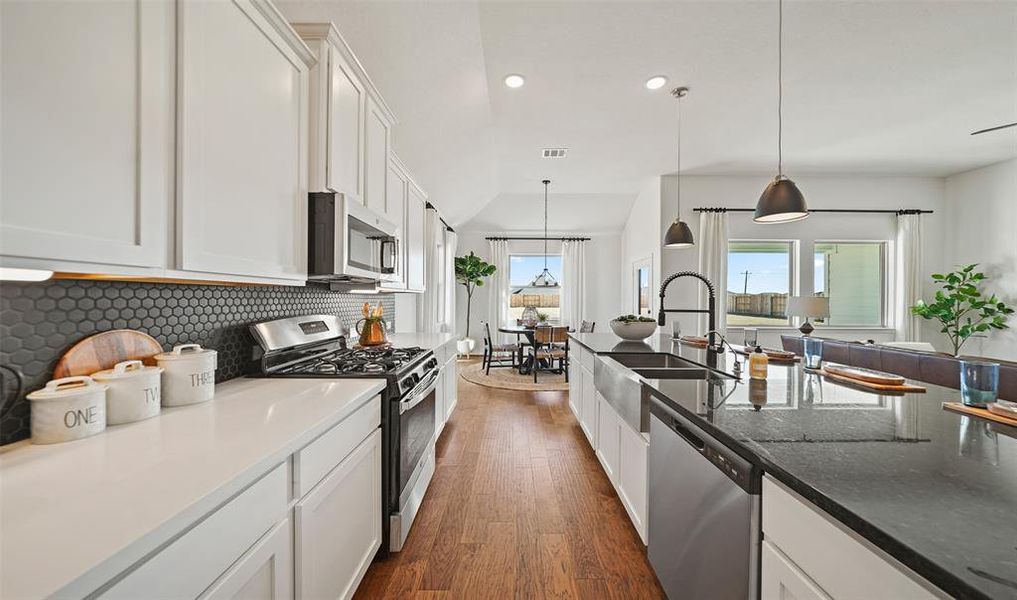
[727,252,790,294]
[510,255,562,286]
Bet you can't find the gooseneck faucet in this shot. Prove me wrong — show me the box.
[658,271,718,365]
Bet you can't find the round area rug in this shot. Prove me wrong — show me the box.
[459,359,569,392]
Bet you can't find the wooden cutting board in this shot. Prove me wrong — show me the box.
[822,370,927,393]
[53,330,164,378]
[823,362,905,386]
[731,345,798,363]
[944,402,1017,428]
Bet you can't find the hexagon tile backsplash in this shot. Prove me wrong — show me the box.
[0,280,396,445]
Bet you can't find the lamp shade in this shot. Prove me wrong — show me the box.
[787,296,830,318]
[663,219,695,248]
[754,178,809,223]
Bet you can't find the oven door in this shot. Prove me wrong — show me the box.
[345,198,399,282]
[397,369,438,498]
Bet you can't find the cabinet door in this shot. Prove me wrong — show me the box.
[199,518,293,600]
[761,541,832,600]
[580,368,597,446]
[379,162,407,289]
[444,357,458,421]
[618,423,648,544]
[435,367,447,434]
[567,361,580,417]
[596,393,619,484]
[326,47,365,200]
[363,97,391,216]
[405,185,427,292]
[177,0,309,282]
[295,429,381,600]
[1,0,172,270]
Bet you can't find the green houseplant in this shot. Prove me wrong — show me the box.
[454,251,496,347]
[911,264,1014,356]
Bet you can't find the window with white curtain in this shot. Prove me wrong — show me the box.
[727,241,794,326]
[814,241,886,327]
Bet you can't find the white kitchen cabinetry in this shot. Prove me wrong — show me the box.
[762,476,939,600]
[364,97,393,219]
[436,340,459,436]
[380,158,409,290]
[444,349,458,422]
[567,360,581,417]
[0,0,173,273]
[580,361,598,445]
[199,518,294,600]
[617,422,648,544]
[596,392,620,484]
[176,0,313,283]
[404,183,427,292]
[295,429,382,600]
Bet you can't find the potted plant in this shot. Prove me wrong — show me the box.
[536,312,549,324]
[911,264,1014,356]
[454,251,496,356]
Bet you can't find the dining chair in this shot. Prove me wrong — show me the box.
[530,325,570,382]
[579,320,596,333]
[483,322,519,375]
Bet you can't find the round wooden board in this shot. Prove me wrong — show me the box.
[53,330,164,379]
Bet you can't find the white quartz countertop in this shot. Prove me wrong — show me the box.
[0,377,386,600]
[386,332,456,351]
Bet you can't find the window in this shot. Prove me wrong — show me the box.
[509,254,562,321]
[814,242,885,326]
[727,241,793,326]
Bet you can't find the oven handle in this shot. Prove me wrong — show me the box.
[399,369,440,414]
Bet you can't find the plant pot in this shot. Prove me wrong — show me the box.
[609,320,658,341]
[457,338,475,357]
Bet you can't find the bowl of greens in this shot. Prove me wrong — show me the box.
[609,315,658,340]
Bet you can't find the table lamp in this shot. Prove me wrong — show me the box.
[787,296,830,336]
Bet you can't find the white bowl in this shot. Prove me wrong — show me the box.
[609,320,658,341]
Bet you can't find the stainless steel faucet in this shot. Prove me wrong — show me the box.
[658,270,718,348]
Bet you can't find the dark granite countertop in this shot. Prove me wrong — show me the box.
[569,332,1017,600]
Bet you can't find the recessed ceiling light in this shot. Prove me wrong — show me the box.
[504,74,525,89]
[645,75,668,90]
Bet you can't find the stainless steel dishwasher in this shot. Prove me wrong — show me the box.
[648,394,760,599]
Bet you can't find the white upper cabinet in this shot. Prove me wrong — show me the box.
[0,0,173,272]
[176,0,313,283]
[405,183,427,292]
[380,159,408,290]
[364,97,392,218]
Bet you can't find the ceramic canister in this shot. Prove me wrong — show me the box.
[91,360,163,425]
[155,344,218,407]
[26,376,107,444]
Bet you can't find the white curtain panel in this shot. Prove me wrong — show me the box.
[895,213,924,342]
[487,239,510,344]
[417,208,444,334]
[443,230,458,335]
[698,212,729,336]
[560,240,587,329]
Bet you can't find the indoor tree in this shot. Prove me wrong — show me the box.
[911,264,1014,356]
[455,251,496,340]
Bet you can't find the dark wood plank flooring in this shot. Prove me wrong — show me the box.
[355,363,665,599]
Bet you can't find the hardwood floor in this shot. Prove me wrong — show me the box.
[355,363,665,599]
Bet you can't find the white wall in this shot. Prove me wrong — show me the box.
[654,174,946,350]
[450,230,621,338]
[620,177,664,317]
[943,158,1017,361]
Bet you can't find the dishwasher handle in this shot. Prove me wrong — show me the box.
[667,416,706,452]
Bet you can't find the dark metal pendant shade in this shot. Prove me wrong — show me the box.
[754,177,809,223]
[663,219,695,247]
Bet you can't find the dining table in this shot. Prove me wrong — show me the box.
[498,324,569,375]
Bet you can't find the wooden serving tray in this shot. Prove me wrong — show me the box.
[823,362,905,386]
[731,345,798,363]
[944,402,1017,428]
[822,370,927,393]
[53,329,163,378]
[678,336,708,347]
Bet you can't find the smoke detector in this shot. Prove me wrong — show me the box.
[542,148,568,158]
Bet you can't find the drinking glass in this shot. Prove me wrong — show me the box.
[743,328,758,348]
[803,337,824,370]
[960,360,999,407]
[671,321,681,339]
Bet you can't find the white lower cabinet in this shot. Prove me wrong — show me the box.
[444,354,458,422]
[617,422,648,544]
[761,540,831,600]
[567,361,580,417]
[295,428,382,600]
[200,518,294,600]
[596,392,620,484]
[580,365,597,445]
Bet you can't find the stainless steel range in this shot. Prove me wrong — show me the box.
[250,314,439,554]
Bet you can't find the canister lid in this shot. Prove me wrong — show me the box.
[155,344,218,361]
[27,376,107,401]
[92,360,163,381]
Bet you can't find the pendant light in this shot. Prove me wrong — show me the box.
[754,0,809,224]
[663,87,695,248]
[529,179,559,287]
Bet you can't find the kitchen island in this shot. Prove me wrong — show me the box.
[570,332,1017,600]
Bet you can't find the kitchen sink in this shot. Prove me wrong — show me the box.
[609,353,701,369]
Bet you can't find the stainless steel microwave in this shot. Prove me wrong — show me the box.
[308,192,399,284]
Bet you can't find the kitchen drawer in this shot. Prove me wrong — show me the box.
[579,344,595,372]
[762,476,940,600]
[294,395,381,498]
[102,463,288,599]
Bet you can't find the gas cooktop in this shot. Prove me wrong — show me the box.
[280,346,427,376]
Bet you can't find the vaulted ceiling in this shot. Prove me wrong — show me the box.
[276,1,1017,231]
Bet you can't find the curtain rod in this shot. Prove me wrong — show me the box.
[425,202,455,232]
[693,207,933,215]
[485,236,591,242]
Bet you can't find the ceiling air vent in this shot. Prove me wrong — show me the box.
[542,148,568,158]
